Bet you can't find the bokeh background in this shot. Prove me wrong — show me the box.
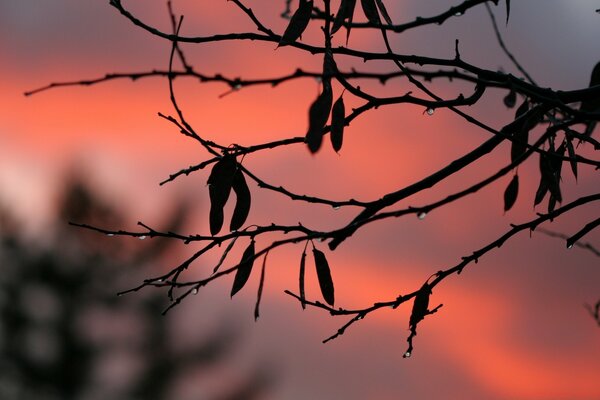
[1,1,599,399]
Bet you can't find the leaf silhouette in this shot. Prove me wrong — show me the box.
[313,248,334,306]
[305,82,333,153]
[230,170,251,231]
[503,174,519,212]
[230,240,256,297]
[278,0,313,47]
[374,0,393,25]
[505,0,511,24]
[299,249,307,309]
[409,283,431,328]
[330,95,345,152]
[207,155,237,235]
[360,0,380,25]
[332,0,357,43]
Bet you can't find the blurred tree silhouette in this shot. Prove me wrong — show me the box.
[25,0,600,357]
[0,172,273,400]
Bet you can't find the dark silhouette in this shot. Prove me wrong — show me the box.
[25,0,600,357]
[0,173,273,399]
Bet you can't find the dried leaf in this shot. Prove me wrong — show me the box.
[374,0,392,25]
[330,95,345,152]
[503,90,516,108]
[230,240,256,297]
[305,82,333,153]
[299,249,307,309]
[503,174,519,212]
[360,0,380,25]
[313,248,335,306]
[278,0,313,47]
[230,170,251,231]
[409,283,431,327]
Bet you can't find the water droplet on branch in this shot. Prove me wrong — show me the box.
[426,108,435,116]
[192,288,199,295]
[417,212,427,220]
[404,351,411,358]
[138,235,146,240]
[107,233,115,237]
[454,11,463,16]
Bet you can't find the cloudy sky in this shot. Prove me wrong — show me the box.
[1,1,599,399]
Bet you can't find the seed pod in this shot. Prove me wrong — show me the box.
[503,174,519,212]
[374,0,393,25]
[409,283,431,328]
[306,82,333,153]
[299,249,307,309]
[230,170,251,231]
[565,137,577,180]
[230,240,256,297]
[278,0,313,47]
[207,155,237,235]
[313,248,335,306]
[361,0,380,25]
[330,95,345,152]
[332,0,357,34]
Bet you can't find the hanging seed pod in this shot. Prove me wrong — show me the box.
[207,155,236,235]
[278,0,313,47]
[503,174,519,212]
[332,0,357,43]
[230,170,251,231]
[361,0,380,25]
[330,95,345,152]
[374,0,393,25]
[230,240,256,297]
[409,283,431,328]
[313,248,335,306]
[299,249,307,309]
[306,83,333,153]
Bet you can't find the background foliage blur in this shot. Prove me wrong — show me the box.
[0,169,273,400]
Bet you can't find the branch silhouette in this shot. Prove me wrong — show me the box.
[27,0,600,356]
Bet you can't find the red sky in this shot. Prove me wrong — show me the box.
[1,1,600,399]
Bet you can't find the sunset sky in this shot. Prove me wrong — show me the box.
[1,1,600,399]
